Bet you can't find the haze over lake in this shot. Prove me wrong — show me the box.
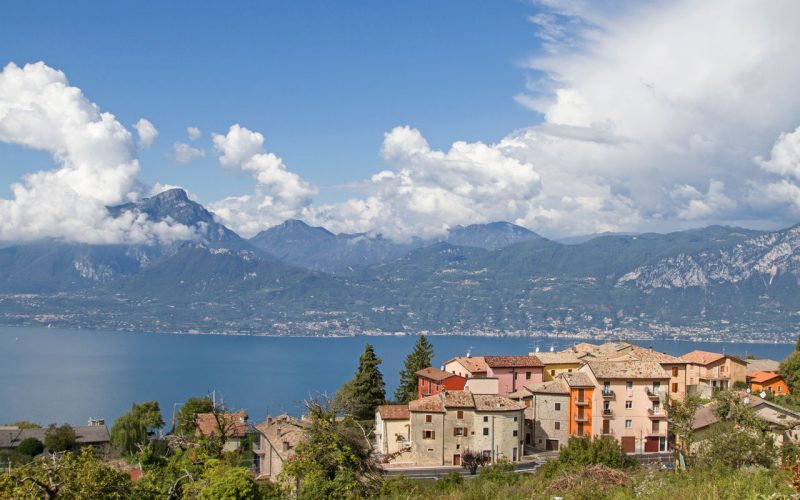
[0,326,792,427]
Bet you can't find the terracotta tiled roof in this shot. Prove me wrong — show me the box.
[681,350,725,365]
[559,372,595,387]
[626,347,685,364]
[524,379,569,395]
[416,366,464,382]
[473,394,525,411]
[748,371,782,384]
[746,359,780,372]
[585,360,669,380]
[195,411,249,438]
[447,356,489,374]
[408,390,523,413]
[377,404,411,420]
[484,355,543,368]
[532,352,582,365]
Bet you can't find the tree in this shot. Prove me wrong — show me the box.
[669,394,703,460]
[111,401,165,455]
[0,448,131,499]
[175,396,214,435]
[17,437,44,457]
[280,398,379,499]
[5,421,42,429]
[349,343,386,420]
[44,424,77,453]
[182,460,263,500]
[394,335,434,403]
[461,449,487,475]
[781,351,800,394]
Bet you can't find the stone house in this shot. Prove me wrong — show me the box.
[402,390,525,466]
[254,415,308,481]
[508,378,570,451]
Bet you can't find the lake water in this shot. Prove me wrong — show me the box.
[0,326,793,427]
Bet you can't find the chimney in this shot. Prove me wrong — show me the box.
[267,416,273,427]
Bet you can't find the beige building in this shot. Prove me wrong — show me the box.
[582,360,670,454]
[397,390,525,466]
[254,415,308,480]
[375,404,411,455]
[444,355,489,378]
[508,378,570,451]
[682,350,748,397]
[531,351,582,381]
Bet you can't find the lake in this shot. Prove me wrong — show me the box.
[0,326,793,427]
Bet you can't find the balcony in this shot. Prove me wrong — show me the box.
[601,389,615,400]
[574,415,590,423]
[647,408,668,419]
[645,388,662,400]
[602,408,613,418]
[575,399,590,406]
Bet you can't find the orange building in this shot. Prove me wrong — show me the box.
[562,372,594,437]
[747,371,790,396]
[416,367,467,399]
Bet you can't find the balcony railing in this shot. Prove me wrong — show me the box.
[601,389,615,399]
[574,415,590,422]
[575,399,589,406]
[645,388,662,400]
[602,408,613,418]
[647,408,668,419]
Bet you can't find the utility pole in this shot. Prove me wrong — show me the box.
[491,416,496,464]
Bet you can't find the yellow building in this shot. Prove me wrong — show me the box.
[531,351,582,381]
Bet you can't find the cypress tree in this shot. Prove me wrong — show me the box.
[351,343,386,420]
[394,335,434,403]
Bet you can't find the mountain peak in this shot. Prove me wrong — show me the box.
[446,221,541,250]
[150,188,190,204]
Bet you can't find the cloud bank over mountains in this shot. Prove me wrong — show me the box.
[2,1,800,243]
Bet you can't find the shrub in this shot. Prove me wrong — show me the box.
[44,424,77,453]
[460,449,487,475]
[732,380,748,390]
[17,437,44,457]
[434,471,463,491]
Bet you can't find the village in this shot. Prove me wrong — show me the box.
[2,339,797,487]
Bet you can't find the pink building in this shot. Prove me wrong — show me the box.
[484,356,544,394]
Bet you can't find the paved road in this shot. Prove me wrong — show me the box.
[381,460,543,479]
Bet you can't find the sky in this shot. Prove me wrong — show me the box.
[1,0,800,243]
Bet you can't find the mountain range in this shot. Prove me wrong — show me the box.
[0,188,797,341]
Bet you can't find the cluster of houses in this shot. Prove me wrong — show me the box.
[374,341,794,468]
[2,341,794,480]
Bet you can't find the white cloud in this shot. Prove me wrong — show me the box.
[756,125,800,180]
[209,124,317,237]
[133,118,158,149]
[187,126,201,141]
[0,62,194,244]
[172,142,205,164]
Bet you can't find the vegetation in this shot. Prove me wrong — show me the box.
[460,449,487,475]
[394,335,434,403]
[336,343,386,421]
[541,436,636,479]
[43,424,77,453]
[666,394,702,461]
[174,396,215,435]
[111,401,165,455]
[17,437,44,457]
[4,421,42,429]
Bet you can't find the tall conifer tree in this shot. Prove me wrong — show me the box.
[394,335,434,403]
[351,343,386,420]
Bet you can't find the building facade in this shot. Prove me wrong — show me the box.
[254,415,307,481]
[416,367,467,399]
[682,350,747,397]
[508,378,570,451]
[483,356,544,394]
[375,404,411,455]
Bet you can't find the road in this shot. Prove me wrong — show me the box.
[381,460,543,479]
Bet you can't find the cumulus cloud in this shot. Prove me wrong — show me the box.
[0,62,194,244]
[187,126,201,141]
[209,124,317,237]
[133,118,158,149]
[172,142,205,164]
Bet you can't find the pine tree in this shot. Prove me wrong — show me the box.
[394,335,434,403]
[351,343,386,420]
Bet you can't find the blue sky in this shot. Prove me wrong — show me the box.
[1,1,800,242]
[0,1,542,204]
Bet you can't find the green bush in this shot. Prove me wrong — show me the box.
[434,471,463,491]
[17,437,44,457]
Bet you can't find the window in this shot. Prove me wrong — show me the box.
[555,403,561,411]
[514,416,518,422]
[425,414,432,423]
[514,372,518,380]
[526,371,532,380]
[625,400,632,409]
[554,421,560,430]
[779,385,783,393]
[568,369,573,373]
[652,421,660,432]
[423,430,435,439]
[625,420,632,429]
[525,399,531,408]
[672,383,678,393]
[513,430,518,437]
[456,410,463,419]
[483,428,489,436]
[626,381,633,392]
[550,369,555,376]
[456,444,460,450]
[672,367,678,377]
[454,427,466,436]
[483,416,489,422]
